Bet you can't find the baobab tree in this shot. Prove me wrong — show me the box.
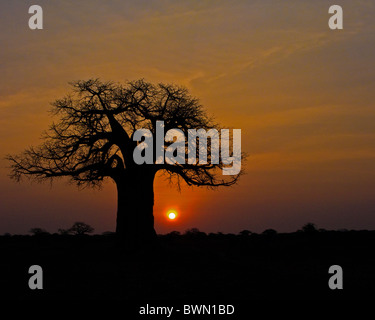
[7,79,243,246]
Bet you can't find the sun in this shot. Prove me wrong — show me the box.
[167,211,177,220]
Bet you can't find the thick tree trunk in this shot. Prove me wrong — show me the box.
[115,169,157,247]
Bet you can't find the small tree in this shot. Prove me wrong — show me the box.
[184,228,207,238]
[262,228,277,236]
[68,222,94,235]
[58,228,71,235]
[301,223,318,233]
[166,231,181,237]
[239,229,252,236]
[29,228,49,236]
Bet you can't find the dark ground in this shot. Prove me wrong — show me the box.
[0,230,374,302]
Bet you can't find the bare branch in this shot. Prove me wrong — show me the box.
[7,79,246,190]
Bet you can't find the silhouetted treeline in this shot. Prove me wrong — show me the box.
[2,221,367,237]
[2,224,375,253]
[1,222,375,300]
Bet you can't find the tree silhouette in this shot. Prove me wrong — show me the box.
[301,222,318,233]
[262,229,277,236]
[7,79,243,245]
[68,222,94,235]
[29,228,49,236]
[239,229,252,236]
[58,228,70,235]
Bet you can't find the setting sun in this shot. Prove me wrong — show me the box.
[168,212,177,220]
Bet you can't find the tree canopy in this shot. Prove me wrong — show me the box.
[7,79,243,189]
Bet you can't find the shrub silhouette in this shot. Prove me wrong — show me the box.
[184,228,207,239]
[166,231,181,237]
[29,228,49,236]
[58,228,71,235]
[239,230,252,236]
[68,222,94,235]
[301,223,318,233]
[262,229,277,236]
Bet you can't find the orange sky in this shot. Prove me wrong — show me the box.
[1,1,375,234]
